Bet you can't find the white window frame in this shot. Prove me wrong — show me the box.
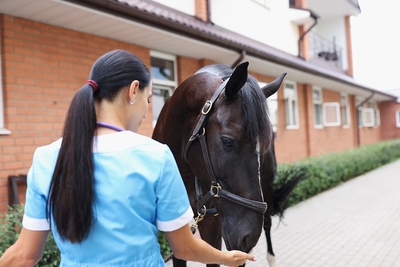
[368,101,380,127]
[323,102,341,127]
[260,82,278,132]
[0,39,11,135]
[312,86,323,128]
[150,51,177,127]
[362,108,376,127]
[356,96,364,127]
[340,93,350,128]
[150,51,177,87]
[284,81,299,129]
[396,110,400,128]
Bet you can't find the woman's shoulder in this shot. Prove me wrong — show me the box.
[33,138,62,157]
[94,131,168,153]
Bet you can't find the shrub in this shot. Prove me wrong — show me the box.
[0,205,170,265]
[276,138,400,207]
[0,205,61,267]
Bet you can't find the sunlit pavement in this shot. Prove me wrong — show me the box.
[167,159,400,267]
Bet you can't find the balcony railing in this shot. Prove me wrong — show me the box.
[309,32,343,69]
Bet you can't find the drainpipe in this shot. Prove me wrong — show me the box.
[297,9,319,59]
[231,50,246,69]
[355,92,375,146]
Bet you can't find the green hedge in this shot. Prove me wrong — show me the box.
[275,138,400,208]
[0,206,169,266]
[2,139,400,264]
[0,205,60,267]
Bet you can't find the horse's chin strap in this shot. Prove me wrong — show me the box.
[184,77,267,223]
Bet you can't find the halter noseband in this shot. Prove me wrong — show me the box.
[184,77,268,217]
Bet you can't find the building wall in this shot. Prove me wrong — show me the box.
[0,13,397,212]
[210,0,300,55]
[379,101,400,140]
[0,14,154,212]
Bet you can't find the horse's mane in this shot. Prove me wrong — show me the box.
[241,76,272,151]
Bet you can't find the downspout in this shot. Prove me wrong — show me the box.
[231,50,246,69]
[297,9,319,58]
[355,92,375,146]
[206,0,211,24]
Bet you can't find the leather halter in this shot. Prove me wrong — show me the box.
[184,77,268,216]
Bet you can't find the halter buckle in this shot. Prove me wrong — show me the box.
[202,100,213,115]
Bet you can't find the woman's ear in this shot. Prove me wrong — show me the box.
[128,80,140,102]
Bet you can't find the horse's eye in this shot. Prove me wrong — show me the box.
[221,137,234,148]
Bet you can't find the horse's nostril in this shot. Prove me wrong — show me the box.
[239,234,252,253]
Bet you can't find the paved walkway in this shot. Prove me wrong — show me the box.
[166,159,400,267]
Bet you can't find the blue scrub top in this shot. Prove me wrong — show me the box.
[23,131,193,266]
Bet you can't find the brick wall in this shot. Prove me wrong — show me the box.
[379,101,400,140]
[0,14,397,212]
[0,15,153,212]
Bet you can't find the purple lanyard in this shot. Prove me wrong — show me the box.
[96,122,125,132]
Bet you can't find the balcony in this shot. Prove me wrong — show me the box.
[309,32,343,69]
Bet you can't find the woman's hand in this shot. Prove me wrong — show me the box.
[221,250,256,266]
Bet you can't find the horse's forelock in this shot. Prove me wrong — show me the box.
[240,77,272,151]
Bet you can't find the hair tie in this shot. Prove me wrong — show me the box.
[86,80,99,92]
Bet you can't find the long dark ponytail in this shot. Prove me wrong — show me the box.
[47,50,151,243]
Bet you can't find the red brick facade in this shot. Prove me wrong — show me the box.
[0,14,399,212]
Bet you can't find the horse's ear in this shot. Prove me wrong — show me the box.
[261,73,287,98]
[225,62,249,101]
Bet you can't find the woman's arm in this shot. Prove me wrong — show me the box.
[165,224,256,266]
[0,227,49,267]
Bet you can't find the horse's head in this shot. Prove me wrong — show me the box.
[186,62,286,252]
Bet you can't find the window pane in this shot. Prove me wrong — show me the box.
[152,86,172,127]
[341,107,348,125]
[314,104,322,125]
[151,57,175,81]
[291,100,296,125]
[313,90,321,102]
[267,98,278,132]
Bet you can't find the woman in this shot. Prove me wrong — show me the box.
[0,50,255,266]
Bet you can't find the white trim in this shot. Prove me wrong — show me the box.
[362,108,375,127]
[0,35,11,135]
[157,207,194,232]
[340,93,351,128]
[22,215,51,231]
[150,50,178,87]
[284,81,299,129]
[312,86,323,128]
[323,102,341,127]
[396,110,400,128]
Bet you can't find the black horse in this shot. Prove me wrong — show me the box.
[153,62,302,267]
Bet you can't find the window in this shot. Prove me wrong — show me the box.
[323,102,341,126]
[396,110,400,128]
[267,91,278,132]
[357,97,380,128]
[368,101,380,127]
[313,86,323,127]
[260,81,278,132]
[150,51,177,127]
[356,97,363,127]
[0,42,10,135]
[284,81,299,128]
[362,108,375,127]
[340,93,350,127]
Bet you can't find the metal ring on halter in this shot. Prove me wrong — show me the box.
[211,184,221,197]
